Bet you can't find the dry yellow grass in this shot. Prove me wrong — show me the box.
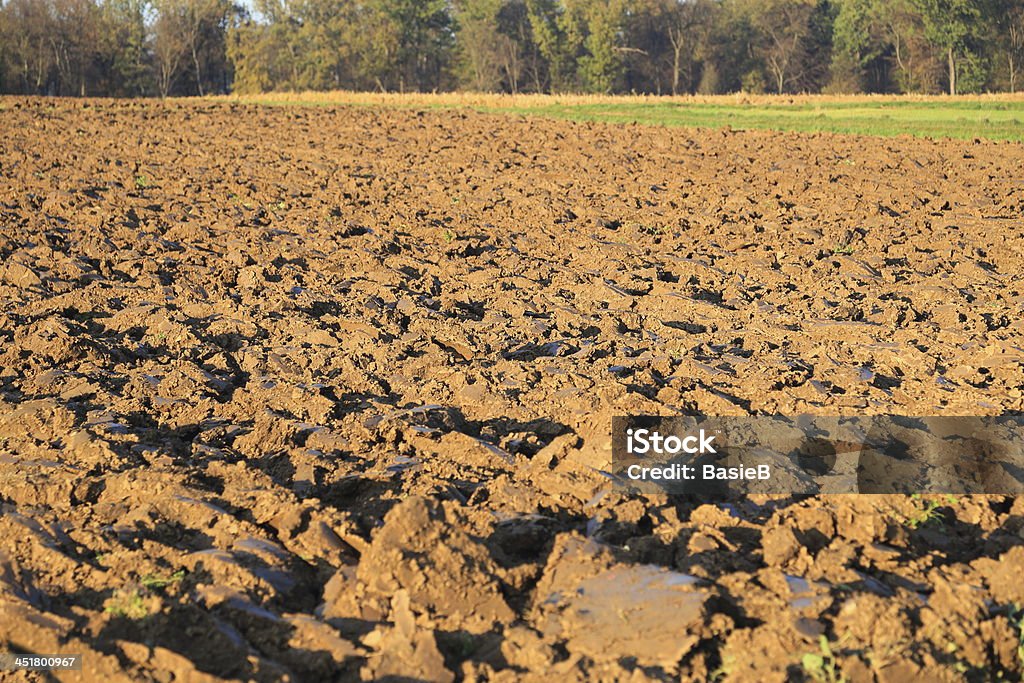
[210,90,1024,108]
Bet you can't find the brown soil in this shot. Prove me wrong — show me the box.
[1,98,1023,681]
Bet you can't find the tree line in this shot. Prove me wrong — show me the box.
[2,0,1023,97]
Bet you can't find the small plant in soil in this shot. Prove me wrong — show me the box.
[832,243,855,255]
[904,494,956,529]
[134,175,149,189]
[104,589,151,619]
[140,569,185,590]
[801,635,845,683]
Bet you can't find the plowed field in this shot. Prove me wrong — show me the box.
[2,98,1024,680]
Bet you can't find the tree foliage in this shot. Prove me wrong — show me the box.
[0,0,1019,95]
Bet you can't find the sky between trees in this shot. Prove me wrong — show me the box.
[1,0,1022,98]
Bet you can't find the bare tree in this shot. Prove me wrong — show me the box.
[998,0,1024,92]
[1011,21,1023,91]
[751,0,817,93]
[153,0,228,97]
[666,0,703,95]
[3,0,57,93]
[153,0,186,96]
[188,0,229,95]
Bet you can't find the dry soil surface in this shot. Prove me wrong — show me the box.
[2,98,1024,681]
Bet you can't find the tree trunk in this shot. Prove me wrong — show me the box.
[1011,25,1021,94]
[672,47,681,96]
[668,29,683,96]
[771,60,785,94]
[948,47,956,96]
[192,46,204,96]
